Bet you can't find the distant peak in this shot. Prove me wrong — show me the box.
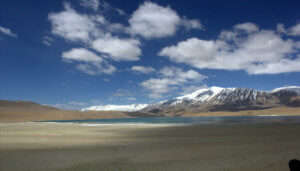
[176,86,226,102]
[82,104,148,112]
[272,86,300,93]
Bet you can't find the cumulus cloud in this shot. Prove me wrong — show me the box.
[275,23,300,36]
[288,23,300,36]
[159,38,218,66]
[159,22,300,74]
[80,0,100,11]
[62,48,116,75]
[234,22,259,33]
[128,2,202,39]
[80,0,126,15]
[0,26,17,38]
[276,23,286,34]
[76,62,116,75]
[48,1,205,75]
[92,35,141,61]
[141,66,207,98]
[131,66,155,74]
[180,85,208,95]
[48,3,101,43]
[181,18,203,30]
[48,2,141,75]
[62,48,102,63]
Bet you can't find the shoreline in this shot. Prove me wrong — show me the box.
[1,113,300,124]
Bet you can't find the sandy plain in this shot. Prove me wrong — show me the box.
[1,122,300,171]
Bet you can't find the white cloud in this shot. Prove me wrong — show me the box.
[131,66,155,74]
[76,63,116,75]
[76,63,99,75]
[182,18,203,30]
[234,22,259,33]
[79,0,125,15]
[276,23,300,36]
[42,36,54,46]
[62,48,102,63]
[159,66,204,81]
[48,2,142,75]
[107,23,127,33]
[92,35,141,61]
[288,23,300,36]
[128,2,180,39]
[128,2,202,39]
[62,48,116,75]
[219,31,237,42]
[180,85,208,95]
[141,78,177,98]
[80,0,100,11]
[159,38,218,67]
[83,104,148,112]
[0,26,17,38]
[276,23,286,34]
[159,23,300,75]
[115,8,126,16]
[141,66,207,98]
[48,3,101,43]
[247,58,300,74]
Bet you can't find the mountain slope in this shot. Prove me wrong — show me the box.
[82,104,148,112]
[141,86,300,116]
[0,100,131,122]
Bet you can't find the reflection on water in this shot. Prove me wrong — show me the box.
[42,116,300,125]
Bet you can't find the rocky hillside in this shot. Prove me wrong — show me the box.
[0,100,131,122]
[141,86,300,116]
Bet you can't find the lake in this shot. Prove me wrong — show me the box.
[41,115,300,125]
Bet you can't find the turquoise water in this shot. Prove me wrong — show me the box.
[42,116,300,125]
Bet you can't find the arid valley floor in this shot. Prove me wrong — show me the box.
[1,122,300,171]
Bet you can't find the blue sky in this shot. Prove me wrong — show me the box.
[1,0,300,109]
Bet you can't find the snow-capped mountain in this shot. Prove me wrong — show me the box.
[272,86,300,94]
[144,87,228,109]
[82,104,148,112]
[141,86,300,115]
[82,86,300,114]
[175,86,225,104]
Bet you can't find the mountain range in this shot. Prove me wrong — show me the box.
[82,104,148,112]
[0,100,133,122]
[84,86,300,116]
[140,86,300,116]
[1,86,300,122]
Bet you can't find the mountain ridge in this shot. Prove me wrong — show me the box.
[1,86,299,122]
[140,86,300,116]
[82,86,300,114]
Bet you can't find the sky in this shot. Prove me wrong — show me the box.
[1,0,300,109]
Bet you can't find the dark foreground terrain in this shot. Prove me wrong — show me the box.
[0,122,300,171]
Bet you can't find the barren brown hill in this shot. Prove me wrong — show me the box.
[1,100,300,123]
[0,100,131,122]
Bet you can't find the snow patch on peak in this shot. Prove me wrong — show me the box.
[82,104,148,112]
[272,86,300,93]
[164,86,230,106]
[177,86,224,101]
